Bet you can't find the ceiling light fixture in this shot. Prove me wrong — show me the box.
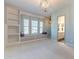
[40,0,49,12]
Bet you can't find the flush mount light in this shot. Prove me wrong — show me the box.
[40,0,49,12]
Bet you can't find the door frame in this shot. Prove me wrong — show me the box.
[57,15,66,43]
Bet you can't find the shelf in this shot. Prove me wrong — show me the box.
[8,33,19,35]
[58,31,64,33]
[8,24,19,27]
[7,14,18,20]
[6,6,20,45]
[7,6,18,16]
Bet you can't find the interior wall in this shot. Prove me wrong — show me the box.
[51,5,74,47]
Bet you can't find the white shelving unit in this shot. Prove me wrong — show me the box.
[6,6,20,45]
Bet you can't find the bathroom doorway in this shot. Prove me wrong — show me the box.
[57,16,65,43]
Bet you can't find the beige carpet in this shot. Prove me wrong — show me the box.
[5,39,74,59]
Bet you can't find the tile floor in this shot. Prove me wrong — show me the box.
[5,39,74,59]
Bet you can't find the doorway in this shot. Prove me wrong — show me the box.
[57,16,65,43]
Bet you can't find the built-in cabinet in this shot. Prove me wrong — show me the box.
[6,6,20,45]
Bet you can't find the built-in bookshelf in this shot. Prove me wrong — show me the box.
[6,6,20,44]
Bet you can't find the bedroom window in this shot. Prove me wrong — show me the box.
[31,20,38,34]
[23,19,29,34]
[21,15,44,35]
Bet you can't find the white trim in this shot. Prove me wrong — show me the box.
[20,11,45,19]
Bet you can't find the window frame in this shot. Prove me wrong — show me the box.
[21,15,30,35]
[21,15,44,36]
[31,17,39,34]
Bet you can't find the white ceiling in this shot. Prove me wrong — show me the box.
[5,0,72,16]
